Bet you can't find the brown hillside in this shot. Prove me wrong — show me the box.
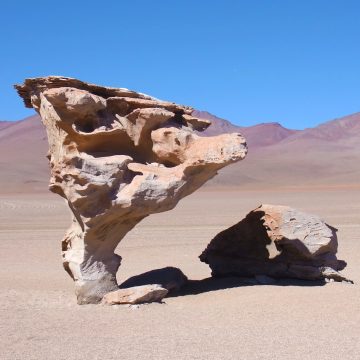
[0,111,359,193]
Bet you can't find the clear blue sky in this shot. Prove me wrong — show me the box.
[1,0,360,129]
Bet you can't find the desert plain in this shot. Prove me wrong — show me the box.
[1,187,359,360]
[1,101,360,359]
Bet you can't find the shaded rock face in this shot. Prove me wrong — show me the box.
[15,76,247,304]
[200,204,348,282]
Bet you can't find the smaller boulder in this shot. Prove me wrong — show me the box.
[200,204,351,282]
[101,284,168,305]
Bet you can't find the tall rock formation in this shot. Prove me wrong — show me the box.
[15,76,247,304]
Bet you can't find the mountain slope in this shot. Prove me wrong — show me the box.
[211,112,360,188]
[0,115,49,193]
[192,110,243,135]
[281,112,360,144]
[0,111,359,193]
[0,121,17,130]
[194,110,298,148]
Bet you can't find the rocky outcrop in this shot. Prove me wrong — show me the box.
[102,284,168,305]
[200,204,350,282]
[15,76,247,304]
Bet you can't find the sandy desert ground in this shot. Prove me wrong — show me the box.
[1,188,359,360]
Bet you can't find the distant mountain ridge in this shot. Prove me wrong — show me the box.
[281,112,360,143]
[193,110,299,148]
[192,110,242,135]
[0,120,17,130]
[0,110,359,193]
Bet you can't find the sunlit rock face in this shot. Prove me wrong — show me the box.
[200,204,350,283]
[15,76,247,304]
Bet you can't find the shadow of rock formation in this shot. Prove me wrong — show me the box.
[169,276,327,298]
[119,267,188,292]
[118,266,328,302]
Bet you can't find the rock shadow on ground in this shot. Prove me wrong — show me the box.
[118,266,328,300]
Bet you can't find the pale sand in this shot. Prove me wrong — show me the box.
[0,189,359,360]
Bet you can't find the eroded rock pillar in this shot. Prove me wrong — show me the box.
[15,76,247,304]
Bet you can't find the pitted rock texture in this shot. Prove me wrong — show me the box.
[200,204,350,282]
[15,76,247,304]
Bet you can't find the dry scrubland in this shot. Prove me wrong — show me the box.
[1,189,359,360]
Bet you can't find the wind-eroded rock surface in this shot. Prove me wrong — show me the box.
[15,76,247,304]
[200,204,350,282]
